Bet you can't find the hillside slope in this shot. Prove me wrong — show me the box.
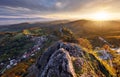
[1,20,120,36]
[0,22,119,77]
[27,41,116,77]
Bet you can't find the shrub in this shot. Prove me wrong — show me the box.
[77,38,92,50]
[59,26,78,43]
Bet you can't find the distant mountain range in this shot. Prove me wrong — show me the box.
[0,20,120,37]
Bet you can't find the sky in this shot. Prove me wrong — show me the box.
[0,0,120,25]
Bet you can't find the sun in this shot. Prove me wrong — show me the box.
[92,11,110,20]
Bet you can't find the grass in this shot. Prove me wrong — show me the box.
[88,50,116,77]
[1,59,35,77]
[73,45,116,77]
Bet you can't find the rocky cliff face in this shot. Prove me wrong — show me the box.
[27,41,114,77]
[39,48,76,77]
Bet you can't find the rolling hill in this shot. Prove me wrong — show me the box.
[0,20,120,77]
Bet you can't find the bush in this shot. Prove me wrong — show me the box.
[77,38,92,50]
[54,26,78,43]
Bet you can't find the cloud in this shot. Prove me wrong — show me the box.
[55,2,63,8]
[0,0,94,12]
[0,0,120,20]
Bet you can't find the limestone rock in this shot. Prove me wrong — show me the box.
[28,41,113,77]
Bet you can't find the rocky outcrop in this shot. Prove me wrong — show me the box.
[28,41,114,77]
[36,41,78,77]
[39,48,76,77]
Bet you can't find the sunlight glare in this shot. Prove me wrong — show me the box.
[92,11,110,20]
